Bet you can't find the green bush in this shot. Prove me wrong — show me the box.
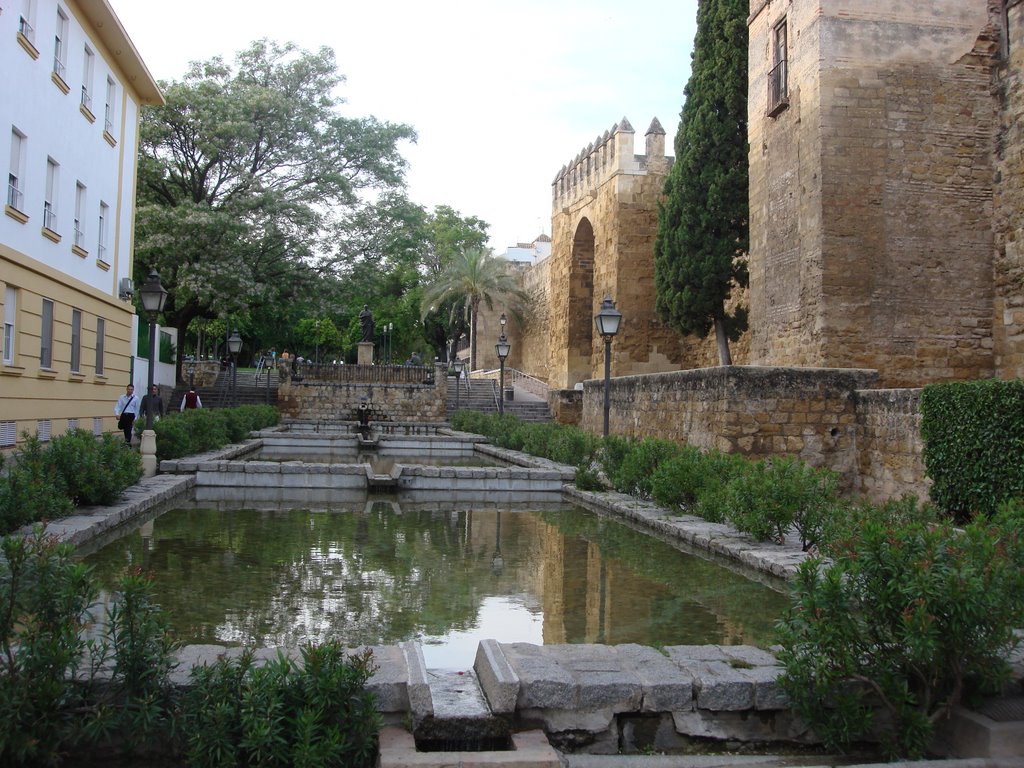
[920,378,1024,520]
[45,429,143,506]
[612,438,682,499]
[548,426,601,467]
[151,405,279,460]
[776,505,1024,758]
[723,458,839,550]
[0,529,96,764]
[184,642,380,768]
[650,445,709,510]
[597,435,635,488]
[521,422,559,458]
[0,435,73,533]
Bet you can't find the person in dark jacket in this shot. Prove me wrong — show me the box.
[139,384,166,423]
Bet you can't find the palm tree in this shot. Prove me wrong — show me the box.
[420,247,530,372]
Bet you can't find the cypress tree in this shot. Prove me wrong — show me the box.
[654,0,749,365]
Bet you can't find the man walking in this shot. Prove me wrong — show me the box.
[114,384,139,444]
[140,384,165,424]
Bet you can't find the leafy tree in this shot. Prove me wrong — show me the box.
[420,248,530,371]
[654,0,749,365]
[135,40,415,382]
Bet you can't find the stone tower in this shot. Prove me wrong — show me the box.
[747,0,1003,386]
[521,118,717,390]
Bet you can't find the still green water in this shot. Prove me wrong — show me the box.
[82,504,789,668]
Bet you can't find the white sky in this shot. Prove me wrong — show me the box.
[109,0,698,252]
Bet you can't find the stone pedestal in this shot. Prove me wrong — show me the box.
[357,342,374,366]
[141,429,158,478]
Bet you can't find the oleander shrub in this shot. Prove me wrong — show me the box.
[722,457,840,550]
[45,429,143,506]
[650,445,711,510]
[777,502,1024,758]
[597,435,635,486]
[151,405,278,460]
[183,642,380,768]
[612,438,684,499]
[920,378,1024,521]
[521,422,559,458]
[0,435,73,534]
[547,425,601,468]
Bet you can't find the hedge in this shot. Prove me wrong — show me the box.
[920,379,1024,520]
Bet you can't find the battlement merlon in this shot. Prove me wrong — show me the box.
[551,117,673,209]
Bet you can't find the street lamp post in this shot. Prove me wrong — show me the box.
[453,357,465,412]
[495,313,510,416]
[139,269,167,477]
[314,319,320,367]
[187,360,196,390]
[227,329,242,407]
[386,322,393,364]
[594,296,622,438]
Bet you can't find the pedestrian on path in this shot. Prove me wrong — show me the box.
[140,384,165,423]
[180,388,202,410]
[114,384,139,444]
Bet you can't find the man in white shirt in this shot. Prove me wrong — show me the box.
[114,384,140,444]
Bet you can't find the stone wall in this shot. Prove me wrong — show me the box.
[277,379,446,422]
[853,388,930,503]
[995,0,1024,379]
[581,366,877,487]
[548,388,583,426]
[748,0,999,387]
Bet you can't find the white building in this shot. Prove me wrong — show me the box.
[0,0,162,450]
[500,234,551,264]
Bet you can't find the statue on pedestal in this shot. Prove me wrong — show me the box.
[359,305,375,343]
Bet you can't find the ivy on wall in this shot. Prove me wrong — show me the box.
[920,379,1024,520]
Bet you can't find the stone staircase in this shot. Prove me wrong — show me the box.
[169,372,277,411]
[446,376,552,422]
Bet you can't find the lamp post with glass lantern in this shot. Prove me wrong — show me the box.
[139,269,167,477]
[453,357,465,412]
[594,296,622,438]
[495,313,510,416]
[187,359,196,389]
[227,329,242,407]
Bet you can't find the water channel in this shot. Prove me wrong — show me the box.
[81,500,790,668]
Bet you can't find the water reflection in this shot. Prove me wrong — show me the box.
[83,503,788,668]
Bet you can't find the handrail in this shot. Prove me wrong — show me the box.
[507,368,550,400]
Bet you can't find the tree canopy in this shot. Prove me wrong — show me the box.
[420,247,530,370]
[134,40,415,378]
[654,0,749,365]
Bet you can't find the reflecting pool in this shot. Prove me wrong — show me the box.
[82,503,789,668]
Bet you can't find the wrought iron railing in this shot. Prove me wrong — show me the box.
[290,362,436,385]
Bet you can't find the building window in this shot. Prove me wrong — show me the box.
[40,297,53,368]
[70,308,81,372]
[92,416,102,436]
[7,128,26,212]
[43,158,58,232]
[18,0,36,45]
[37,419,51,442]
[104,77,116,135]
[0,421,15,447]
[81,46,94,113]
[95,316,104,374]
[68,418,78,431]
[97,201,109,262]
[74,182,86,248]
[53,8,68,81]
[767,18,789,117]
[3,286,16,364]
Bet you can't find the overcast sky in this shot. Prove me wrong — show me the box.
[110,1,698,252]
